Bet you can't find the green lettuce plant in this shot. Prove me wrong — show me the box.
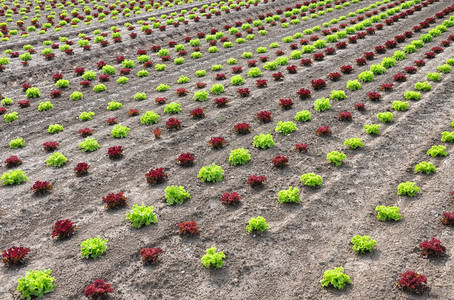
[441,131,454,142]
[344,138,364,149]
[48,124,64,134]
[177,75,190,84]
[246,216,270,232]
[370,64,386,75]
[140,111,160,125]
[320,267,351,290]
[427,72,441,82]
[364,124,380,135]
[1,169,29,185]
[346,79,362,91]
[358,71,374,82]
[4,112,18,122]
[414,81,431,91]
[210,84,225,95]
[300,173,322,187]
[10,137,25,149]
[314,98,331,112]
[80,236,108,258]
[275,121,297,135]
[229,148,251,165]
[252,133,275,149]
[427,145,447,157]
[330,90,347,100]
[377,112,393,123]
[93,84,107,92]
[392,101,409,111]
[79,111,95,121]
[327,151,346,166]
[25,87,41,98]
[126,204,157,228]
[193,90,209,101]
[164,102,181,114]
[375,205,401,221]
[351,235,377,253]
[165,185,190,206]
[78,137,100,152]
[231,75,245,85]
[201,247,225,268]
[403,91,421,101]
[198,163,224,183]
[278,186,300,203]
[294,110,312,122]
[397,181,420,197]
[55,79,69,88]
[414,161,436,174]
[134,92,147,100]
[107,101,122,111]
[16,269,56,299]
[111,124,130,138]
[70,91,83,101]
[46,152,67,167]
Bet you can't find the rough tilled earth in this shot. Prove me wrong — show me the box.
[1,0,454,299]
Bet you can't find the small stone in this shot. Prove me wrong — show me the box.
[181,270,185,274]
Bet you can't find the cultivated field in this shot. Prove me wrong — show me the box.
[1,0,454,299]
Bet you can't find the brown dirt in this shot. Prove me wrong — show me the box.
[1,0,454,299]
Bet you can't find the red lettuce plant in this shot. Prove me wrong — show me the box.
[52,73,63,82]
[215,73,226,80]
[155,97,166,104]
[74,162,90,176]
[348,36,357,43]
[196,82,207,89]
[43,141,59,151]
[313,53,324,61]
[404,66,417,74]
[364,52,375,60]
[214,97,229,107]
[176,88,188,97]
[232,66,243,74]
[440,212,454,225]
[425,52,435,59]
[30,181,53,194]
[22,83,32,92]
[356,58,367,66]
[2,246,30,265]
[248,60,258,67]
[128,109,140,116]
[84,279,113,299]
[419,238,446,257]
[279,99,293,109]
[431,46,443,54]
[340,65,353,74]
[272,72,284,81]
[237,88,250,97]
[176,153,195,167]
[328,72,342,81]
[166,118,181,130]
[234,123,251,134]
[393,73,407,82]
[120,68,131,75]
[106,118,117,125]
[354,102,366,110]
[380,83,394,91]
[107,146,123,159]
[375,45,386,54]
[51,219,76,239]
[275,50,285,56]
[368,92,382,101]
[272,155,289,168]
[300,59,312,66]
[295,143,308,152]
[316,125,332,135]
[78,128,93,137]
[256,111,272,123]
[311,79,326,90]
[50,90,62,98]
[152,128,162,139]
[80,80,92,88]
[177,221,199,235]
[338,111,352,121]
[0,107,6,114]
[190,108,205,119]
[441,40,451,47]
[297,88,311,99]
[221,192,241,205]
[209,137,225,149]
[287,65,297,73]
[394,35,406,43]
[103,192,127,208]
[256,79,268,88]
[300,39,309,45]
[96,61,106,69]
[325,48,336,55]
[140,247,163,264]
[247,175,266,187]
[99,75,110,82]
[18,100,30,108]
[396,270,427,294]
[145,168,168,184]
[5,156,22,167]
[414,60,425,67]
[336,41,347,49]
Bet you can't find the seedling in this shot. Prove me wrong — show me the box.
[51,219,76,239]
[201,247,225,268]
[80,236,108,258]
[350,235,377,254]
[229,148,251,166]
[177,221,199,235]
[198,163,224,183]
[300,173,322,187]
[327,151,346,166]
[45,152,67,167]
[126,204,158,228]
[397,182,420,197]
[320,267,351,290]
[278,187,300,203]
[165,185,191,206]
[111,125,130,138]
[246,216,270,232]
[344,138,364,149]
[377,112,393,123]
[376,205,401,221]
[275,121,297,135]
